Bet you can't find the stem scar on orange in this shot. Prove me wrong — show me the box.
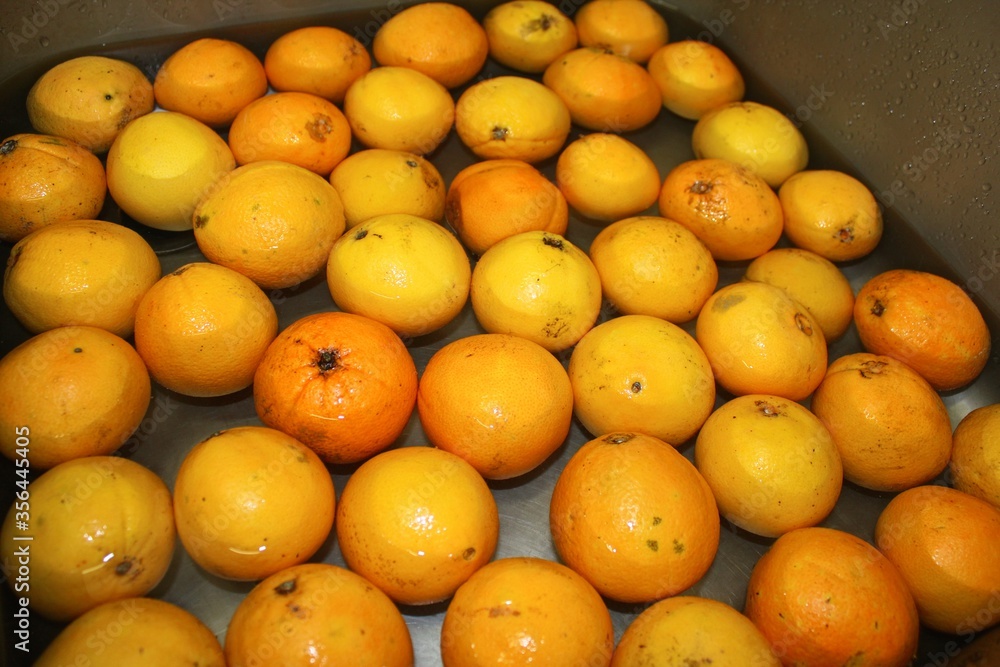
[252,311,418,465]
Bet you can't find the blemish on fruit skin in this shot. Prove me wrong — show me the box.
[542,235,564,250]
[462,547,477,560]
[871,299,886,316]
[274,578,296,595]
[858,360,888,379]
[354,229,368,240]
[306,113,333,142]
[631,381,642,393]
[794,312,814,336]
[673,539,685,554]
[0,139,17,155]
[316,348,340,373]
[690,180,713,195]
[647,539,659,552]
[491,126,510,141]
[603,433,634,445]
[755,400,781,417]
[712,292,745,312]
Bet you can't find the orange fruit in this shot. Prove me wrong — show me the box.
[470,230,602,353]
[543,46,662,132]
[227,91,352,176]
[26,54,154,153]
[588,215,718,323]
[0,133,106,243]
[3,219,161,337]
[454,75,571,164]
[417,333,573,479]
[253,311,418,464]
[695,281,828,401]
[173,426,336,581]
[611,596,780,667]
[744,526,920,667]
[779,169,884,261]
[658,157,784,261]
[35,597,225,667]
[574,0,669,64]
[568,314,716,446]
[854,268,991,391]
[744,247,856,342]
[153,37,268,128]
[330,148,446,229]
[692,100,809,188]
[810,352,952,492]
[646,40,746,120]
[694,394,843,537]
[224,562,413,667]
[105,109,237,232]
[482,0,578,73]
[343,65,456,155]
[555,132,661,222]
[133,262,278,397]
[372,2,488,89]
[335,446,499,606]
[0,325,150,470]
[263,25,372,103]
[875,485,1000,635]
[549,431,720,603]
[192,160,347,290]
[950,403,1000,509]
[325,213,472,338]
[440,556,614,667]
[0,456,175,622]
[444,158,568,256]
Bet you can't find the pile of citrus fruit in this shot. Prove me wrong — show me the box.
[0,0,998,665]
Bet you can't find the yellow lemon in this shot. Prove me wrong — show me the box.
[568,314,716,446]
[744,247,856,342]
[779,169,884,261]
[612,596,780,667]
[588,215,718,323]
[326,213,472,338]
[646,40,745,120]
[106,110,236,231]
[455,75,571,164]
[0,456,175,622]
[470,230,602,353]
[482,0,578,73]
[329,148,446,229]
[951,404,1000,510]
[695,394,843,537]
[695,281,828,401]
[343,66,455,155]
[3,219,161,337]
[556,132,660,222]
[692,100,808,188]
[26,55,154,154]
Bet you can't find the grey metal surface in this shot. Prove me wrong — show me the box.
[1,2,998,666]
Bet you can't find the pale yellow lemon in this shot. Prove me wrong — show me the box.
[470,230,602,353]
[483,0,578,73]
[695,394,843,537]
[326,213,471,338]
[3,219,161,337]
[26,55,154,154]
[744,247,856,342]
[612,596,780,667]
[692,100,808,188]
[588,215,717,323]
[106,110,236,231]
[568,314,716,446]
[343,66,455,155]
[329,148,446,229]
[556,132,660,222]
[0,456,175,622]
[454,75,571,164]
[779,169,884,261]
[574,0,669,64]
